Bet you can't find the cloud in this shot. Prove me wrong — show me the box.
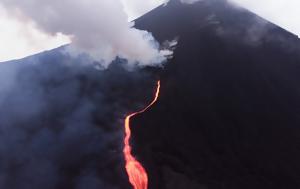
[0,5,70,62]
[0,0,171,67]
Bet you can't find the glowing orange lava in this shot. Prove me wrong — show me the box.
[123,80,161,189]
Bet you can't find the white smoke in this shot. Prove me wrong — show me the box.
[0,0,171,68]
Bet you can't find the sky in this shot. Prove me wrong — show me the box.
[0,0,299,62]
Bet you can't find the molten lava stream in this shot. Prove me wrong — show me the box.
[123,80,161,189]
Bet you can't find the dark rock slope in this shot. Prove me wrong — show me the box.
[132,0,300,188]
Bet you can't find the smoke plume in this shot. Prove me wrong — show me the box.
[0,0,171,68]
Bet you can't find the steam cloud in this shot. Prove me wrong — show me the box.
[0,0,172,68]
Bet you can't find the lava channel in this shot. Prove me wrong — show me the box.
[123,80,161,189]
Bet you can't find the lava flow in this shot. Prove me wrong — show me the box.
[123,80,161,189]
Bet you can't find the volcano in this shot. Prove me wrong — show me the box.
[1,0,300,189]
[129,0,300,189]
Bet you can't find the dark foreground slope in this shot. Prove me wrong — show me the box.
[132,0,300,188]
[0,48,161,189]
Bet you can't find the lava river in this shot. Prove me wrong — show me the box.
[123,80,161,189]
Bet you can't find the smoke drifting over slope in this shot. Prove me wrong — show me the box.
[0,50,160,189]
[0,0,171,67]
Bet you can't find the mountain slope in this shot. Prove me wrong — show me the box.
[0,46,162,189]
[132,0,300,188]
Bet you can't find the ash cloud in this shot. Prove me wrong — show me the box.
[0,0,171,68]
[0,50,158,189]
